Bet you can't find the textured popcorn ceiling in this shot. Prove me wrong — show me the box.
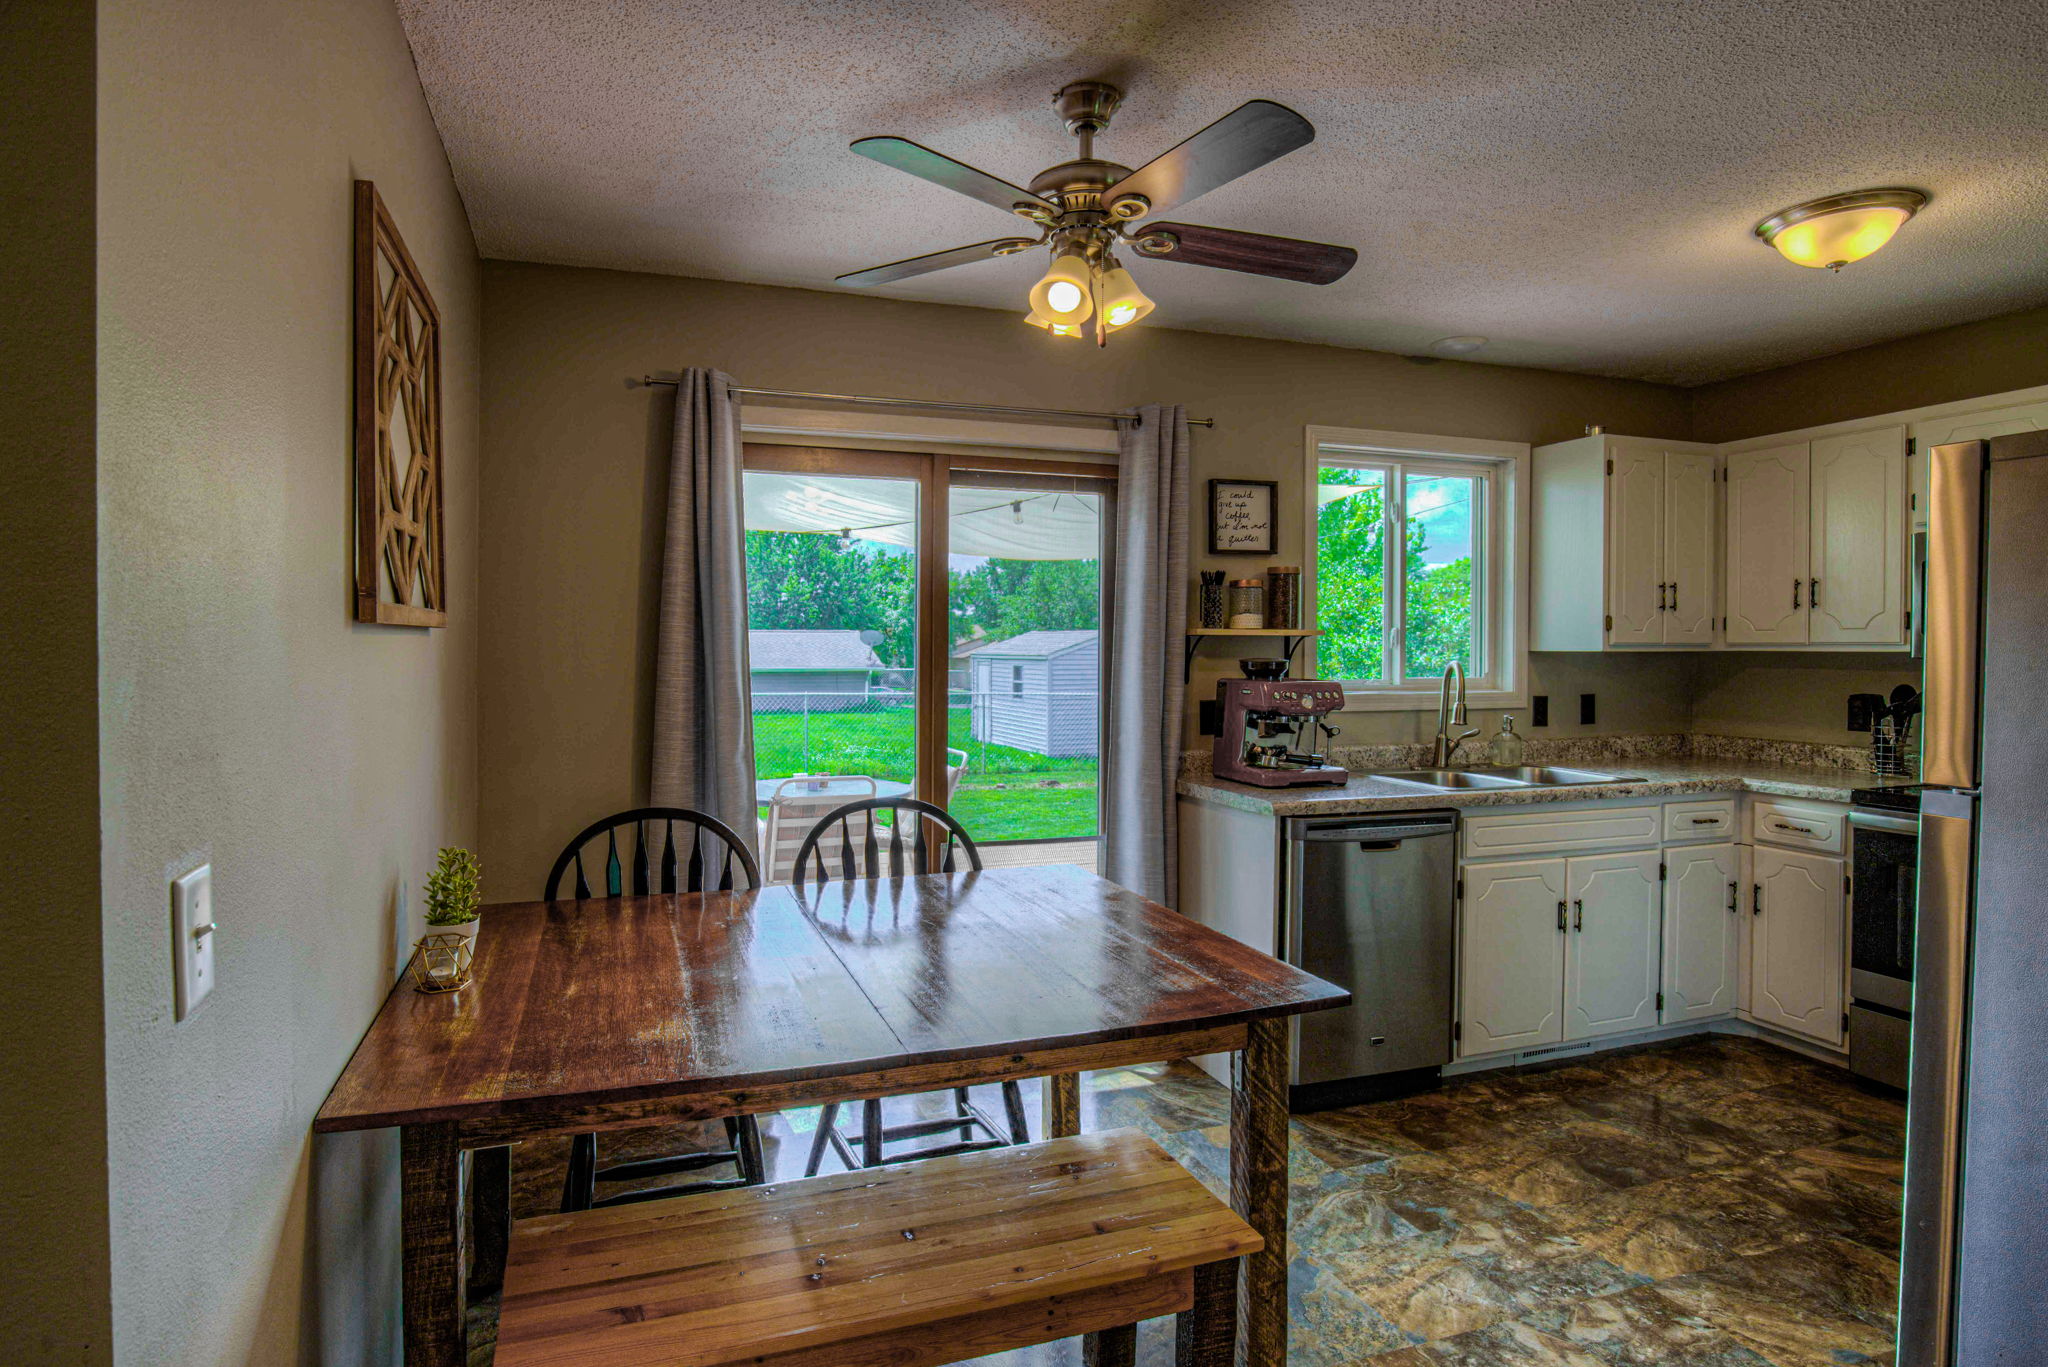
[394,0,2048,384]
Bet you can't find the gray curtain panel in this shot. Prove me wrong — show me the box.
[1103,404,1191,905]
[650,368,758,852]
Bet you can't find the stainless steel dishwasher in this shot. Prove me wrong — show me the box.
[1280,811,1457,1107]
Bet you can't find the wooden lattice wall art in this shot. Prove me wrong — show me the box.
[353,180,446,627]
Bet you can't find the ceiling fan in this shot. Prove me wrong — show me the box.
[836,81,1358,346]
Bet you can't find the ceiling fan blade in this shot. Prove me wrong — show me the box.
[835,237,1038,288]
[1103,101,1314,218]
[851,136,1052,216]
[1129,222,1356,285]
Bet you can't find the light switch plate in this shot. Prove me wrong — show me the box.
[172,864,215,1020]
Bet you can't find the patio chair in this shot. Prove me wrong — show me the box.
[945,745,969,802]
[542,808,767,1212]
[790,798,1027,1175]
[760,775,877,884]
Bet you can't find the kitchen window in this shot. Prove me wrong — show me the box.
[1304,426,1529,710]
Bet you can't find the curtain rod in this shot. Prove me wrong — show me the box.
[631,377,1215,428]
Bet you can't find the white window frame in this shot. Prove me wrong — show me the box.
[1304,425,1530,711]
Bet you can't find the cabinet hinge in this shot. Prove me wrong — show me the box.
[1843,1010,1851,1033]
[1657,991,1666,1011]
[1456,877,1464,901]
[1907,437,1917,456]
[1845,874,1853,895]
[1452,1020,1462,1042]
[1605,614,1613,631]
[1659,861,1667,881]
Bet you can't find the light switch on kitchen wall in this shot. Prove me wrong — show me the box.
[172,864,215,1020]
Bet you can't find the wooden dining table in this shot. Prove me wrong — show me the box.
[314,864,1348,1367]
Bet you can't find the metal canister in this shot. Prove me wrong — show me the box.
[1265,566,1300,629]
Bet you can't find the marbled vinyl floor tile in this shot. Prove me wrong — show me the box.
[1524,1283,1775,1366]
[1362,1315,1612,1366]
[1654,1236,1899,1367]
[1544,1165,1816,1280]
[1685,1084,1868,1154]
[1409,1119,1706,1208]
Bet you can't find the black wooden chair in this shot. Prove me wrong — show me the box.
[544,808,768,1211]
[791,798,1030,1175]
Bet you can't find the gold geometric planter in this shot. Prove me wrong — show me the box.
[410,930,475,993]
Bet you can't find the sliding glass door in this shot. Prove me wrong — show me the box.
[742,445,1111,880]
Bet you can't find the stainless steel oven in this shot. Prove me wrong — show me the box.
[1848,791,1921,1090]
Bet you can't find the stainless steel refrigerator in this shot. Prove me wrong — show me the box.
[1898,430,2048,1365]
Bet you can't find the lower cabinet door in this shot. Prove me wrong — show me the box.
[1459,858,1567,1057]
[1750,846,1846,1045]
[1662,842,1742,1022]
[1564,850,1663,1041]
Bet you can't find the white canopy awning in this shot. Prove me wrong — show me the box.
[742,472,1101,560]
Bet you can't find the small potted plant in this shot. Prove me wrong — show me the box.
[415,847,483,991]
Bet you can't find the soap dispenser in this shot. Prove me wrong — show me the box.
[1485,715,1525,767]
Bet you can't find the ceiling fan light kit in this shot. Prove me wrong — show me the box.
[1754,188,1927,271]
[840,80,1358,346]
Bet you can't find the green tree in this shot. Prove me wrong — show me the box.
[949,558,1099,646]
[744,531,916,665]
[1314,471,1474,680]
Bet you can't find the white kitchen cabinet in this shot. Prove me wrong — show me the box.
[1749,845,1846,1046]
[1725,443,1810,644]
[1531,434,1719,651]
[1662,842,1743,1023]
[1458,859,1567,1056]
[1809,428,1908,644]
[1564,850,1663,1040]
[1725,429,1908,647]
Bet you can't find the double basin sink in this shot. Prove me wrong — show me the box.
[1374,765,1645,791]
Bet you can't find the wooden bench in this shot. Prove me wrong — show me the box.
[494,1128,1261,1367]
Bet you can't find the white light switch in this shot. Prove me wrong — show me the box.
[172,864,215,1019]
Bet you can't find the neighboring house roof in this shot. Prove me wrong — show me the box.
[748,629,883,673]
[949,635,1001,659]
[969,630,1098,660]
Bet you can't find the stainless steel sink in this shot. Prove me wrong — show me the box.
[1375,769,1532,789]
[1372,766,1645,790]
[1467,766,1645,786]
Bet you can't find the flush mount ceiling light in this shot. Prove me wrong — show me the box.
[1754,189,1928,272]
[1430,335,1488,356]
[836,81,1358,346]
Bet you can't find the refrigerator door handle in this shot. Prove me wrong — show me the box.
[1922,441,1987,790]
[1897,795,1975,1367]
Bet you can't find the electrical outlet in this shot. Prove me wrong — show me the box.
[172,864,215,1020]
[1579,693,1596,726]
[1847,693,1882,733]
[1531,695,1549,727]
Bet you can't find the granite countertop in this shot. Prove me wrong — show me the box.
[1178,758,1894,817]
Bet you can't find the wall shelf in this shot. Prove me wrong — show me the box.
[1184,629,1320,682]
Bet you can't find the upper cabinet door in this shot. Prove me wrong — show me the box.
[1606,447,1666,645]
[1909,400,2048,529]
[1662,451,1718,644]
[1809,427,1907,645]
[1725,443,1811,644]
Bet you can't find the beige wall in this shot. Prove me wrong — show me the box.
[1689,302,2048,443]
[0,2,112,1361]
[479,261,1694,892]
[95,0,479,1361]
[1688,654,1922,748]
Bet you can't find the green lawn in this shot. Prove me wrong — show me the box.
[752,704,1097,843]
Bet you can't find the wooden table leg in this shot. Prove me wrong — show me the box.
[401,1121,466,1367]
[1230,1018,1289,1367]
[1177,1258,1237,1367]
[1045,1071,1082,1138]
[469,1144,510,1300]
[1083,1321,1137,1366]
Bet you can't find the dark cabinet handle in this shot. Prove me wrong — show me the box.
[1557,900,1567,932]
[1752,884,1763,916]
[1727,880,1738,914]
[1810,577,1819,607]
[1670,581,1679,613]
[1573,898,1584,931]
[1658,582,1669,611]
[1793,578,1802,609]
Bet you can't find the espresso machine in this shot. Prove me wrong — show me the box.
[1212,662,1350,787]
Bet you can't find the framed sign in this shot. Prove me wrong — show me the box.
[1209,478,1277,555]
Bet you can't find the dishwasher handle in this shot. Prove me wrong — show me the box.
[1297,820,1456,844]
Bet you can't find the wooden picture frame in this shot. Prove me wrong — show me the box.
[353,180,446,627]
[1208,478,1277,555]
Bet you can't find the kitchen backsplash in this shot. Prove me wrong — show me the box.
[1182,731,1889,781]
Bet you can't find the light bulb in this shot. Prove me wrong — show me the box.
[1095,261,1155,331]
[1028,250,1094,325]
[1024,308,1082,339]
